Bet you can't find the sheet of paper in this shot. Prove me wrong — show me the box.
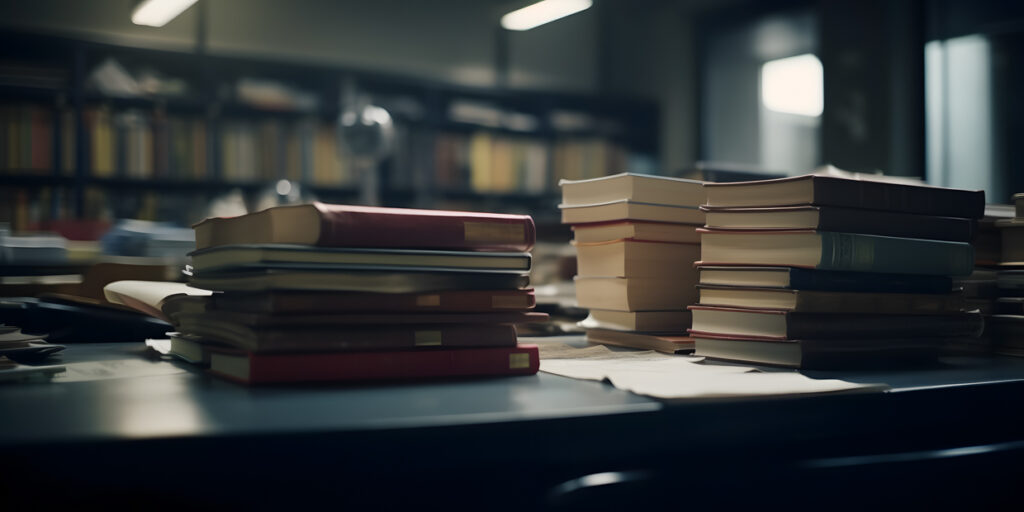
[52,358,188,382]
[538,343,888,399]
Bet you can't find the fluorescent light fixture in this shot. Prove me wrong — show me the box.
[501,0,592,31]
[761,53,824,117]
[131,0,198,27]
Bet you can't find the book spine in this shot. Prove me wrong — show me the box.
[788,268,953,294]
[817,208,976,242]
[242,344,539,383]
[317,205,536,252]
[818,232,974,276]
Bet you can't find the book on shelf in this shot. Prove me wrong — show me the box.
[693,335,947,369]
[701,205,976,242]
[697,286,966,314]
[703,173,986,218]
[203,288,536,314]
[574,239,700,278]
[579,309,692,332]
[187,268,531,293]
[175,321,520,353]
[559,173,705,208]
[192,202,536,252]
[207,343,540,384]
[573,275,698,311]
[697,265,955,294]
[687,305,984,340]
[698,229,975,276]
[559,200,704,225]
[572,221,701,244]
[584,328,694,355]
[189,245,532,274]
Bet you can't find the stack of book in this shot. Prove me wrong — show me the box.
[689,173,986,369]
[114,203,547,384]
[991,193,1024,356]
[558,173,705,354]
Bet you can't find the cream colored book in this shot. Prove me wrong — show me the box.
[572,221,701,244]
[574,276,698,311]
[575,240,700,278]
[559,173,705,208]
[560,200,704,225]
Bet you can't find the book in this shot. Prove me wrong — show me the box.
[205,289,536,314]
[698,230,974,276]
[703,173,985,218]
[584,328,694,355]
[174,310,548,328]
[574,240,700,278]
[103,280,213,323]
[192,202,536,252]
[559,200,704,225]
[697,266,954,294]
[580,309,692,332]
[207,343,540,384]
[574,276,698,311]
[187,269,530,293]
[1016,193,1024,218]
[697,286,965,314]
[996,218,1024,264]
[167,333,214,365]
[701,205,975,242]
[688,306,984,340]
[179,322,520,353]
[572,221,701,244]
[189,245,532,274]
[559,173,705,208]
[693,335,946,369]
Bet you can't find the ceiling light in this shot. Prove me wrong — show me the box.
[501,0,593,31]
[131,0,198,27]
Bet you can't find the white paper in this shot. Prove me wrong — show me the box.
[539,343,888,399]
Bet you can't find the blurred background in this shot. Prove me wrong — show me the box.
[0,0,1021,298]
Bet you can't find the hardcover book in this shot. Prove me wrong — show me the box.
[688,305,984,340]
[574,239,700,278]
[187,269,530,293]
[178,321,520,353]
[698,229,974,276]
[579,309,692,332]
[697,286,965,314]
[192,202,536,252]
[189,245,532,274]
[697,266,954,294]
[559,200,704,225]
[208,343,541,384]
[701,205,975,242]
[572,221,701,244]
[206,288,537,314]
[559,173,705,208]
[174,310,549,328]
[574,275,698,311]
[584,327,694,355]
[693,335,946,369]
[703,173,985,218]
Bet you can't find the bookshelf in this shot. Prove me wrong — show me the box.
[0,30,658,232]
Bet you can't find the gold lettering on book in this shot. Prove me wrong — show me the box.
[492,295,529,309]
[415,294,441,307]
[509,353,530,369]
[464,222,523,243]
[414,331,443,346]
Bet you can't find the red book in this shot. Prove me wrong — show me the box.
[207,344,540,384]
[192,202,536,252]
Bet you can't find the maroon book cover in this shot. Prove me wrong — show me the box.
[208,343,540,384]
